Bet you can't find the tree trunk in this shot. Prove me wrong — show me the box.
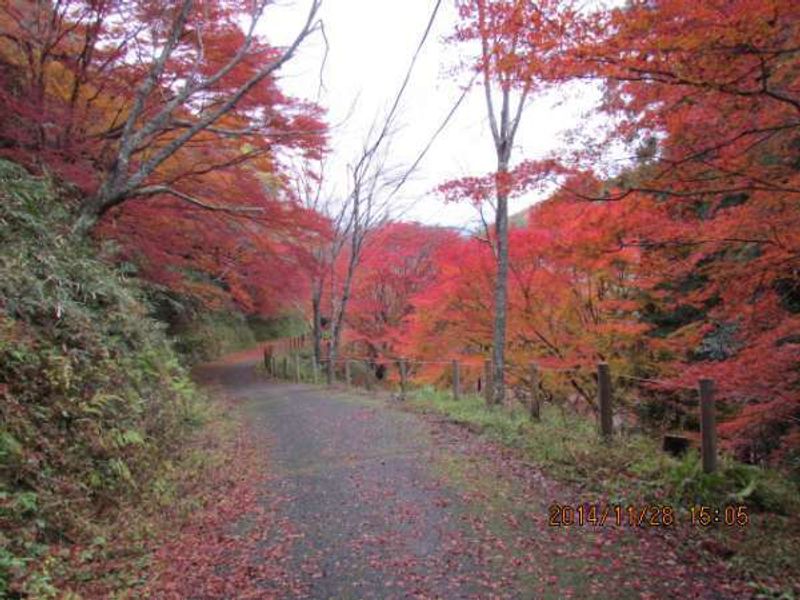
[311,279,323,367]
[326,189,365,385]
[73,175,124,235]
[492,186,509,405]
[74,199,114,236]
[326,262,338,385]
[327,242,359,385]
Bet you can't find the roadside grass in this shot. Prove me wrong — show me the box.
[407,385,800,591]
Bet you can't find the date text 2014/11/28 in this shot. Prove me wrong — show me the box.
[548,503,750,528]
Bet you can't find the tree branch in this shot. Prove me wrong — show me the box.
[132,185,265,213]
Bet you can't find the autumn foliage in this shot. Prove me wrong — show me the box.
[0,0,327,312]
[1,0,797,466]
[2,1,800,596]
[333,0,800,465]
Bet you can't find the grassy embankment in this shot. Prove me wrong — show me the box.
[0,160,269,597]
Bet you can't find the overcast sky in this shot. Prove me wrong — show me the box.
[263,0,608,230]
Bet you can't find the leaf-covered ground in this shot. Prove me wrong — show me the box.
[160,351,760,599]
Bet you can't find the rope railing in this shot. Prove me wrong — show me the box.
[261,337,721,473]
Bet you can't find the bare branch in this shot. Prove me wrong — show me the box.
[133,185,265,213]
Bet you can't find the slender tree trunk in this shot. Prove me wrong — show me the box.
[483,78,525,406]
[471,0,533,407]
[326,243,359,384]
[326,261,338,384]
[326,195,363,385]
[311,279,323,366]
[492,184,509,405]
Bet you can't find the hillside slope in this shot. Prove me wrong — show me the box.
[0,160,205,596]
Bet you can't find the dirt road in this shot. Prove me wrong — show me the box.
[192,352,740,599]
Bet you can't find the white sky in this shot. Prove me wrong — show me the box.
[263,0,608,230]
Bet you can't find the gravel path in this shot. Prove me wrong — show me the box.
[195,352,742,600]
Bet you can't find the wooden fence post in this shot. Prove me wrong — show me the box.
[529,363,541,421]
[312,358,318,384]
[399,358,408,401]
[452,360,460,401]
[325,360,333,386]
[282,356,288,380]
[365,361,375,391]
[345,359,352,387]
[598,362,613,440]
[294,354,300,383]
[483,359,492,405]
[270,355,276,378]
[699,378,718,474]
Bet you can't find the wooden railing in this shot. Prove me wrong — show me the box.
[261,338,719,473]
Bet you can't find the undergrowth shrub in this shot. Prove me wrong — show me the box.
[146,287,260,364]
[409,385,800,514]
[0,160,206,596]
